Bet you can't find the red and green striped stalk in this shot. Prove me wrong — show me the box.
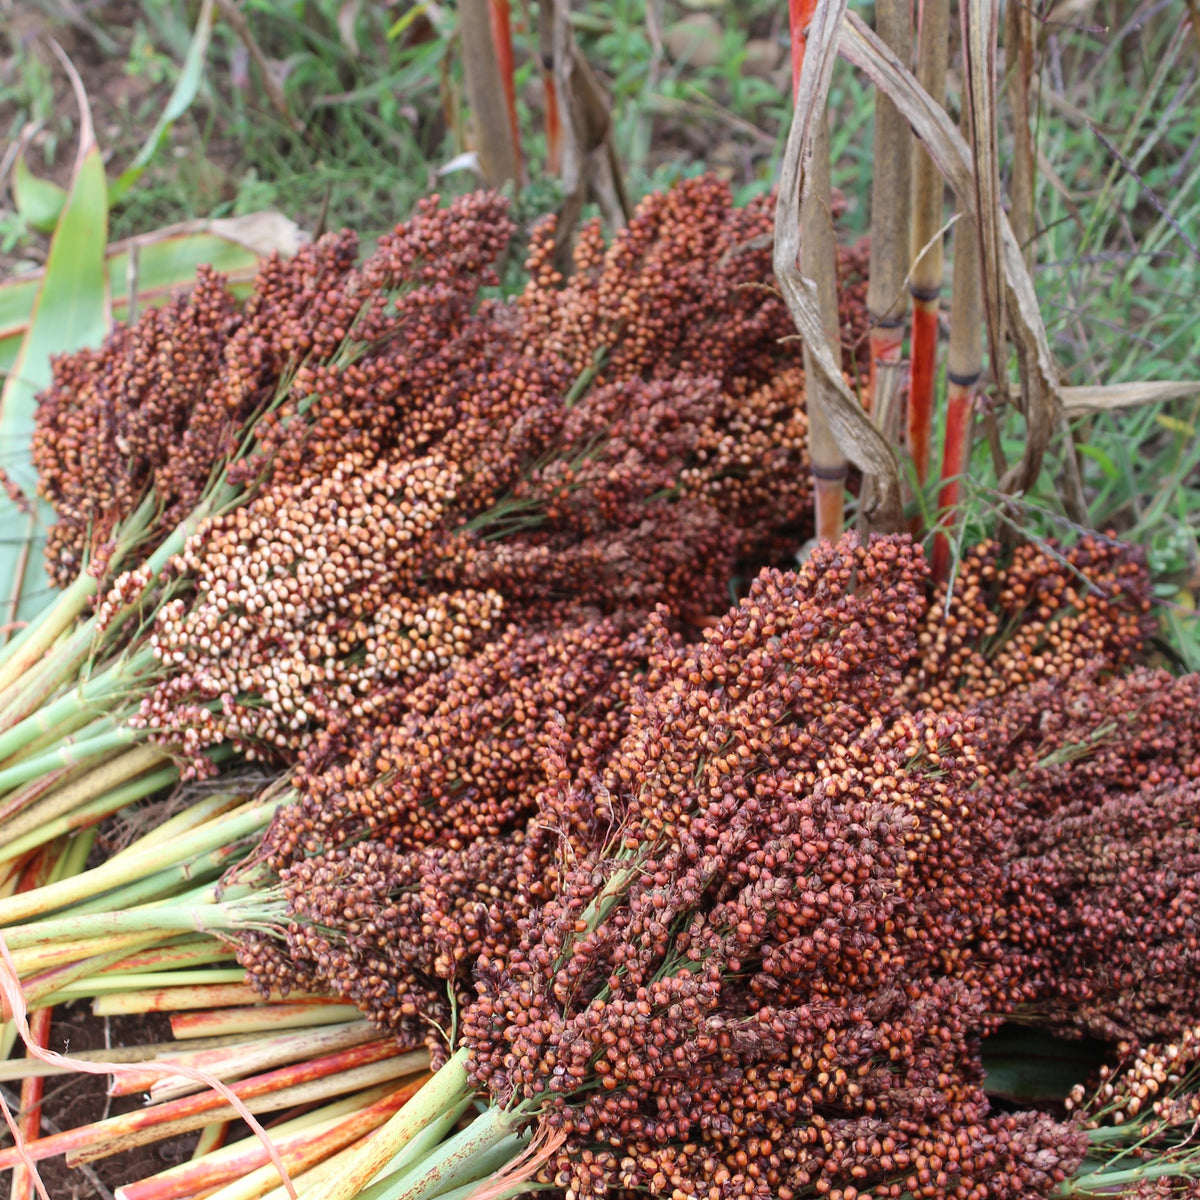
[117,1084,427,1200]
[0,1040,428,1172]
[907,0,950,488]
[8,841,62,1200]
[932,204,983,581]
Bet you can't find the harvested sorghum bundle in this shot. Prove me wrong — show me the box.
[128,374,749,767]
[33,194,509,587]
[234,612,663,1042]
[21,176,886,790]
[263,534,1092,1200]
[980,667,1200,1043]
[33,179,827,593]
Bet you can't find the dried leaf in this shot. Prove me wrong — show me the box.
[1061,380,1200,413]
[774,0,904,533]
[838,12,1059,500]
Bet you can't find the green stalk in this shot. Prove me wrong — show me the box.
[0,477,237,730]
[0,758,180,864]
[65,847,238,917]
[0,723,138,793]
[0,893,233,950]
[257,1097,475,1200]
[0,790,287,924]
[0,570,99,695]
[109,779,250,862]
[51,967,246,998]
[359,1098,476,1192]
[0,621,111,732]
[322,1050,476,1200]
[54,826,96,882]
[0,492,159,682]
[1059,1159,1200,1195]
[0,646,156,764]
[356,1107,525,1200]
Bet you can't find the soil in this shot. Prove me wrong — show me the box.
[1,1009,198,1199]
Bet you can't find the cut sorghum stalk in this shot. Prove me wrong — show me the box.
[0,787,286,925]
[0,1041,428,1172]
[120,1020,382,1102]
[119,1084,423,1200]
[170,1002,362,1039]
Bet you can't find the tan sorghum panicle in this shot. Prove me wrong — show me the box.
[134,452,502,769]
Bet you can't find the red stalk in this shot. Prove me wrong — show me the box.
[117,1080,427,1200]
[543,71,562,174]
[10,1006,53,1200]
[789,0,816,90]
[0,1040,409,1172]
[110,1021,380,1100]
[907,298,939,486]
[931,377,974,582]
[488,0,523,184]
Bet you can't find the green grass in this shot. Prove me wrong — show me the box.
[2,0,1197,658]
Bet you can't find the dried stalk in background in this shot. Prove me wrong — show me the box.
[839,10,1059,502]
[541,0,631,264]
[459,0,521,187]
[1004,0,1035,264]
[776,0,904,535]
[790,0,848,540]
[907,0,950,487]
[960,0,1007,402]
[865,0,912,420]
[803,118,851,540]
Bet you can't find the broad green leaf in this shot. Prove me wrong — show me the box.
[12,156,67,234]
[0,141,110,632]
[108,0,216,206]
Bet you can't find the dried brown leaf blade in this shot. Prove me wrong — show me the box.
[773,0,904,533]
[1061,381,1200,414]
[838,11,1059,501]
